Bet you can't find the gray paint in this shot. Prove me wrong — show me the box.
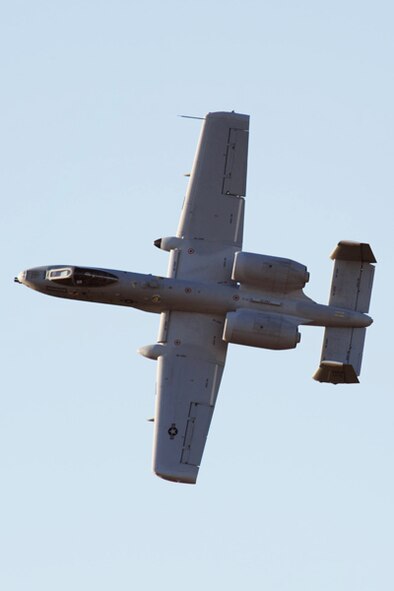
[15,112,376,484]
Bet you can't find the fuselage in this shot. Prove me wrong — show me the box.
[15,264,372,329]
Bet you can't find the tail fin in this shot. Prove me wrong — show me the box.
[314,241,376,384]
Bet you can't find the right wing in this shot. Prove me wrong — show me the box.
[152,311,227,484]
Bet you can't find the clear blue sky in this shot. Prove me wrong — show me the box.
[1,1,393,589]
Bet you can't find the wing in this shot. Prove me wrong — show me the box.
[168,111,249,283]
[152,311,227,484]
[151,112,249,483]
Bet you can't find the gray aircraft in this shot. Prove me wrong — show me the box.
[16,111,376,484]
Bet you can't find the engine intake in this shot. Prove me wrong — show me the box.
[232,251,309,292]
[223,309,301,350]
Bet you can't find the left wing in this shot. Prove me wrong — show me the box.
[177,111,249,246]
[152,311,227,484]
[167,111,249,283]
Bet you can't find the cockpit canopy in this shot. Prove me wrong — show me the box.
[46,267,118,288]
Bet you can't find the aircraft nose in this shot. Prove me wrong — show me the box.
[14,270,27,284]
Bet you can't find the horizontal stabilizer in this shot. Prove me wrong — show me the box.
[329,241,376,313]
[314,327,365,383]
[319,326,366,375]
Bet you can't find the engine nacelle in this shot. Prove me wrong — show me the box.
[223,310,301,350]
[232,251,309,292]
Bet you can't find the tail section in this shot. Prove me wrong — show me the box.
[313,328,366,384]
[327,241,376,312]
[314,241,376,384]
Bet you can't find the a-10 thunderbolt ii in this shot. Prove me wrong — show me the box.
[16,111,376,484]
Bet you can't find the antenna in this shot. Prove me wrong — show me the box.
[179,114,205,120]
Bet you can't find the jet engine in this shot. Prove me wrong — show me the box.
[232,251,309,292]
[223,309,301,350]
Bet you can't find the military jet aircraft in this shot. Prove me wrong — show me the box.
[16,111,376,484]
